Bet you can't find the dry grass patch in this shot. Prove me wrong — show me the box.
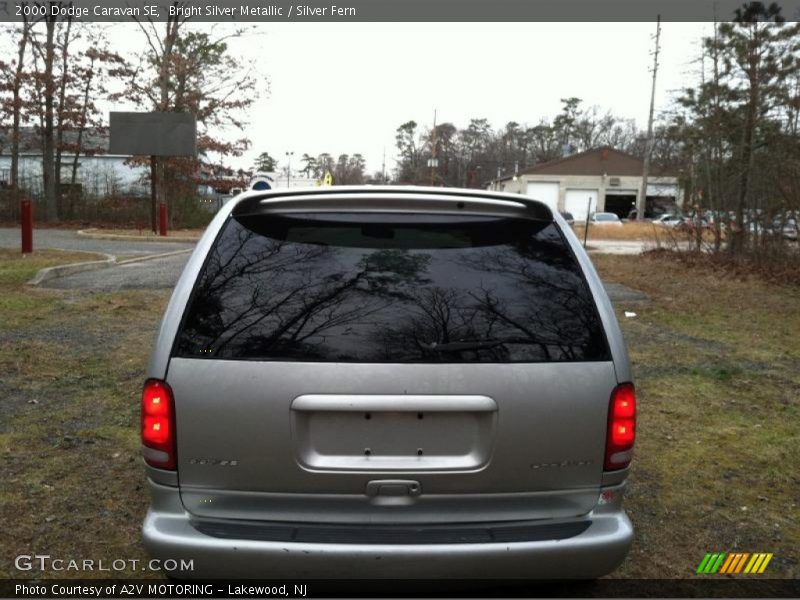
[0,290,168,578]
[571,221,722,244]
[572,221,659,241]
[86,227,203,240]
[0,249,170,577]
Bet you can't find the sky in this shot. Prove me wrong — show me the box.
[108,22,713,175]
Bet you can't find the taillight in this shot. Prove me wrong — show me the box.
[141,379,176,470]
[604,383,636,470]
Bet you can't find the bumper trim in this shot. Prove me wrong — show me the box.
[193,518,591,545]
[143,481,633,579]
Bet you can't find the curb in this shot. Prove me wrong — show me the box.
[76,228,200,243]
[27,248,194,286]
[116,249,193,265]
[27,252,116,286]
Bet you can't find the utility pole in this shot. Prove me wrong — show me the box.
[285,151,294,188]
[636,15,661,221]
[150,156,158,233]
[381,146,386,184]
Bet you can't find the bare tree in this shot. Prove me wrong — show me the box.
[126,9,259,224]
[718,4,799,251]
[30,5,62,221]
[0,17,33,197]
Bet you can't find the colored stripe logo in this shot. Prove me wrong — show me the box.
[697,552,773,574]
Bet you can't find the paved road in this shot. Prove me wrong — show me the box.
[42,251,648,303]
[0,228,195,256]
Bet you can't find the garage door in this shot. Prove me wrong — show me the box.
[604,193,637,218]
[525,182,559,211]
[564,189,598,219]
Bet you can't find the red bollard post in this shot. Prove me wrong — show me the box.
[159,202,168,237]
[21,198,33,254]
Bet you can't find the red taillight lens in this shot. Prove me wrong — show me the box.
[604,383,636,471]
[142,416,170,445]
[141,379,176,470]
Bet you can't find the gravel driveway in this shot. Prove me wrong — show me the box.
[43,251,192,291]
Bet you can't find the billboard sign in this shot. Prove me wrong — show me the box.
[109,112,197,157]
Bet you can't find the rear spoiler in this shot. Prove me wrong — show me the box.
[231,187,553,222]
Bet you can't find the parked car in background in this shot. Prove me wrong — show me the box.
[772,214,799,241]
[748,221,767,236]
[559,210,575,226]
[784,219,798,241]
[652,214,684,228]
[141,187,635,579]
[676,216,711,234]
[590,212,623,226]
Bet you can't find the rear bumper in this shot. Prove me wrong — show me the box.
[142,481,633,579]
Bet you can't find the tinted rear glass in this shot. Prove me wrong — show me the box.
[596,213,618,221]
[174,213,610,363]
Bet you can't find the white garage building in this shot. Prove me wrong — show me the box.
[0,128,149,199]
[487,147,682,219]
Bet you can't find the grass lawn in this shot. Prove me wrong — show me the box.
[0,249,797,579]
[592,253,800,578]
[0,249,166,579]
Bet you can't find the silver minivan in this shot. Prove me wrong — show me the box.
[141,187,636,579]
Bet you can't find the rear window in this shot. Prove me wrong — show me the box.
[595,213,619,221]
[174,213,610,363]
